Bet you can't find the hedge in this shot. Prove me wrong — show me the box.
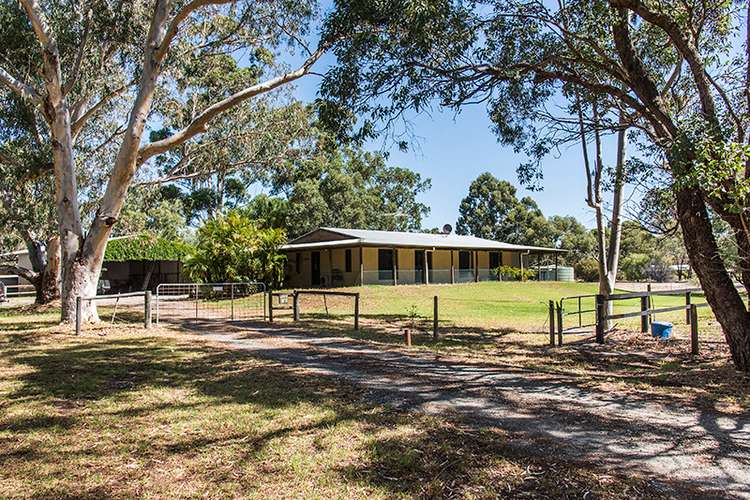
[104,234,194,262]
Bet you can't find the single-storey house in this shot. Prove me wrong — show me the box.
[281,227,566,288]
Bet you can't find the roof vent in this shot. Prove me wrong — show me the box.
[442,224,453,235]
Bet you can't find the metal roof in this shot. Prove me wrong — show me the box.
[282,227,565,253]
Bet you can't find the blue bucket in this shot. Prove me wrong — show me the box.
[651,321,673,339]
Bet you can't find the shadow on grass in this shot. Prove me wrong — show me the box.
[0,331,691,498]
[283,313,525,352]
[266,314,750,407]
[0,325,744,498]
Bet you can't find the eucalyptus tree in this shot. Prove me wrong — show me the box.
[576,101,628,325]
[147,98,312,223]
[456,172,552,246]
[0,0,329,322]
[270,145,432,237]
[0,84,58,301]
[322,0,750,370]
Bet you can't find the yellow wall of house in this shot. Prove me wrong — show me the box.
[432,249,452,269]
[363,247,379,270]
[284,246,533,287]
[477,251,489,269]
[397,248,414,270]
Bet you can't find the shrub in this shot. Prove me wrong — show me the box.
[620,253,650,281]
[574,257,600,282]
[185,211,286,287]
[494,265,536,281]
[104,233,193,262]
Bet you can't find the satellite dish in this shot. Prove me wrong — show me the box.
[442,224,453,234]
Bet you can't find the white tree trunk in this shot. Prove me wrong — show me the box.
[6,0,325,322]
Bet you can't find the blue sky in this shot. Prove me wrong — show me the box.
[289,70,613,230]
[264,11,633,232]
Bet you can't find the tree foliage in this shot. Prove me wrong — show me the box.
[456,173,549,246]
[267,145,431,237]
[103,234,193,262]
[184,211,286,287]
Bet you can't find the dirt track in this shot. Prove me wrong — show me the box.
[194,320,749,498]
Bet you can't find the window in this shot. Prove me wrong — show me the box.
[414,250,424,271]
[458,251,471,270]
[378,249,394,280]
[489,251,501,269]
[295,253,301,274]
[345,249,352,273]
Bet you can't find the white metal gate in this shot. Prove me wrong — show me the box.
[156,282,266,324]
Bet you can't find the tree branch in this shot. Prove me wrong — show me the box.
[609,7,678,139]
[610,0,718,125]
[154,0,235,63]
[62,8,91,96]
[71,81,134,138]
[0,263,39,285]
[138,46,326,163]
[0,65,43,105]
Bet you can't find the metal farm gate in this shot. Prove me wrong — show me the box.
[156,282,266,324]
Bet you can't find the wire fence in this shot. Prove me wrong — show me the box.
[156,282,266,324]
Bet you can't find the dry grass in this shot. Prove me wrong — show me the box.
[0,308,687,499]
[277,312,749,410]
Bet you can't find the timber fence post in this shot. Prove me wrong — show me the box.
[433,295,439,341]
[690,304,699,355]
[685,291,692,324]
[595,294,605,344]
[144,291,152,329]
[293,291,300,321]
[354,293,360,331]
[548,300,555,346]
[556,302,563,346]
[268,292,273,323]
[75,296,82,335]
[640,295,649,333]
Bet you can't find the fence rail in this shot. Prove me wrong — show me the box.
[280,289,361,331]
[550,286,741,355]
[0,283,35,298]
[75,291,153,334]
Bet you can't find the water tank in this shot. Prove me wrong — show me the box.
[537,265,574,281]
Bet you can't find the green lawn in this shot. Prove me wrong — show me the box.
[286,281,717,335]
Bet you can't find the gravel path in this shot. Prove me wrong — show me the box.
[194,321,749,498]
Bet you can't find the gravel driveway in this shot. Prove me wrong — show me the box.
[192,320,750,498]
